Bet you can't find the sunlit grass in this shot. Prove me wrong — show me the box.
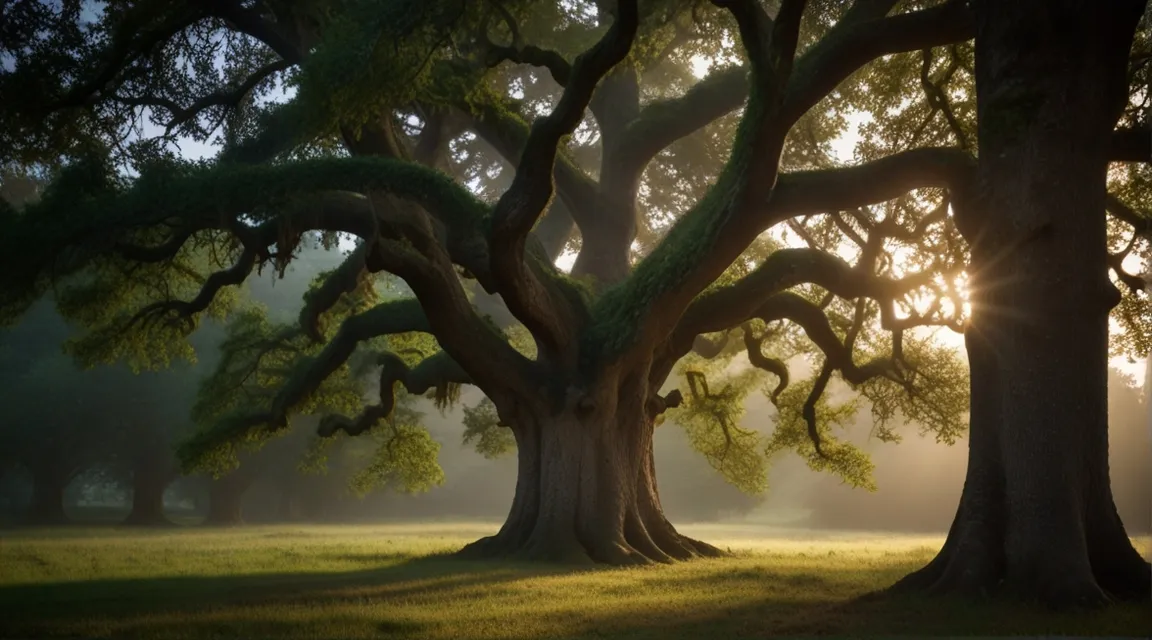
[1,523,1148,639]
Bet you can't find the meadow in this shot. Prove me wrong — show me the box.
[0,522,1148,639]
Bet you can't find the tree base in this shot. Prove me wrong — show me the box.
[456,523,725,566]
[886,528,1150,610]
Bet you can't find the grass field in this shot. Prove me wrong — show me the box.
[0,522,1148,639]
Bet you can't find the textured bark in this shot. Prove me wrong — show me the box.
[893,0,1150,608]
[458,376,721,565]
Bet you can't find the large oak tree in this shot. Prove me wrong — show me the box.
[889,0,1152,607]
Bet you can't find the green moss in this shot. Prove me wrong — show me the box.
[577,52,780,367]
[16,155,492,258]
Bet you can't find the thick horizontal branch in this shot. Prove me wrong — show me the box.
[203,0,305,63]
[37,157,491,278]
[267,299,432,426]
[766,146,974,220]
[487,44,572,86]
[126,248,257,332]
[754,292,901,386]
[673,247,938,348]
[298,242,371,342]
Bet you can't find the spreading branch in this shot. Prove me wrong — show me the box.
[114,59,292,136]
[264,299,431,428]
[318,351,470,437]
[125,247,257,333]
[673,247,941,351]
[742,323,789,401]
[461,99,602,226]
[298,242,372,342]
[633,147,973,379]
[47,5,205,112]
[616,0,972,177]
[203,0,305,63]
[480,2,572,86]
[487,0,639,361]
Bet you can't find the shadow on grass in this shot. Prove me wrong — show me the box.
[0,551,599,638]
[549,568,1152,640]
[2,544,1149,640]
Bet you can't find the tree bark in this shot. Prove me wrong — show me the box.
[122,476,171,526]
[122,459,174,527]
[203,471,256,526]
[893,0,1151,608]
[458,374,721,564]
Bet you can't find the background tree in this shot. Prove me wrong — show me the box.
[0,302,109,524]
[0,301,217,526]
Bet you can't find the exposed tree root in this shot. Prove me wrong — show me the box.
[886,489,1149,609]
[456,521,722,566]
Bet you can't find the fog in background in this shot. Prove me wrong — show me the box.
[1,244,1148,534]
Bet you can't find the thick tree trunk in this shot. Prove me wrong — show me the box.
[203,472,255,526]
[122,463,174,527]
[893,0,1150,608]
[27,469,68,526]
[122,478,171,526]
[459,377,721,565]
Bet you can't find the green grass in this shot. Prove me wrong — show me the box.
[0,522,1148,639]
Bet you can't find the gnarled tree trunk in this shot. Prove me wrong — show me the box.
[459,372,721,564]
[893,0,1151,607]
